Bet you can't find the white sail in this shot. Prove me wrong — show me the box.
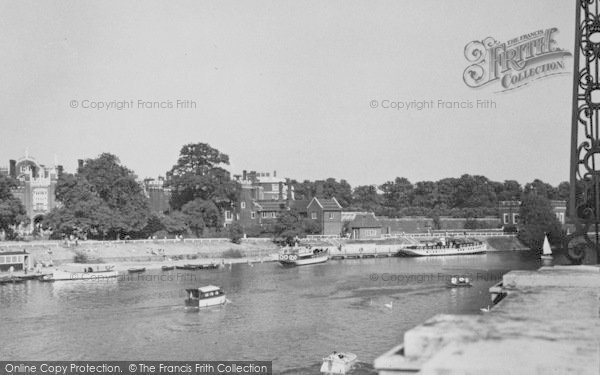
[542,234,552,255]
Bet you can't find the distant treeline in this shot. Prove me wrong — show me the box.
[291,176,569,219]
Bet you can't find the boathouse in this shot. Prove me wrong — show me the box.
[0,250,30,272]
[348,213,382,240]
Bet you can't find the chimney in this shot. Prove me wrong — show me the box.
[9,160,16,178]
[31,165,38,178]
[77,159,84,171]
[286,178,292,202]
[278,181,283,201]
[57,165,64,178]
[243,170,247,181]
[273,170,277,178]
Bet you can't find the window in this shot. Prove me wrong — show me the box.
[0,256,4,264]
[311,212,317,220]
[262,212,268,218]
[503,213,509,224]
[513,213,519,224]
[251,212,256,219]
[329,212,335,220]
[225,211,232,220]
[241,202,246,209]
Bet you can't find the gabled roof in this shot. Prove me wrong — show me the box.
[349,213,381,229]
[290,199,309,213]
[307,197,342,211]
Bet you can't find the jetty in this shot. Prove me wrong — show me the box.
[374,265,600,374]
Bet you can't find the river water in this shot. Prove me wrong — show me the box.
[0,251,540,374]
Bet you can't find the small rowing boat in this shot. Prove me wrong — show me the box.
[127,267,146,273]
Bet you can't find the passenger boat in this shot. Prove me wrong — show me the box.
[279,247,328,266]
[161,265,175,271]
[320,352,357,374]
[41,266,119,282]
[185,285,226,308]
[447,276,472,288]
[127,267,146,273]
[397,238,486,257]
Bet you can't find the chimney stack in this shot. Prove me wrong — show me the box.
[286,178,292,202]
[77,159,84,171]
[273,170,277,177]
[243,170,247,181]
[57,165,64,178]
[31,165,38,178]
[9,160,16,178]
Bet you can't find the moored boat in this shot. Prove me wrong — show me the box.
[397,238,487,257]
[41,266,119,282]
[320,351,357,374]
[0,276,25,285]
[279,246,329,266]
[447,276,472,288]
[127,267,146,273]
[161,265,175,271]
[185,285,227,308]
[175,263,218,270]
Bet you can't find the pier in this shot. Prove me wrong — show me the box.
[374,265,600,374]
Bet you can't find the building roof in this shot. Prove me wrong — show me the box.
[290,199,309,213]
[349,213,381,228]
[308,197,342,211]
[254,200,287,211]
[0,250,29,255]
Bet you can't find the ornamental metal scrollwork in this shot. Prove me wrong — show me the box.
[567,0,600,263]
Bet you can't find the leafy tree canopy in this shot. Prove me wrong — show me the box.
[0,175,28,238]
[167,143,239,211]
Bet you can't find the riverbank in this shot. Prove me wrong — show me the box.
[0,235,528,275]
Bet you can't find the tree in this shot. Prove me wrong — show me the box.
[321,178,353,207]
[524,179,558,200]
[166,143,239,211]
[229,222,244,244]
[181,198,221,237]
[380,177,414,214]
[556,181,570,201]
[273,210,316,245]
[351,185,383,213]
[517,195,563,250]
[0,175,28,239]
[497,180,522,201]
[162,211,188,236]
[45,154,151,239]
[412,181,436,208]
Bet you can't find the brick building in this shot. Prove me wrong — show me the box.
[498,200,567,227]
[306,197,343,235]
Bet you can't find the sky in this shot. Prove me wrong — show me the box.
[0,0,577,187]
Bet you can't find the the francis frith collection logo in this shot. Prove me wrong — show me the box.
[463,28,572,92]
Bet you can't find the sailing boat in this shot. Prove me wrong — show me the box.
[541,234,553,262]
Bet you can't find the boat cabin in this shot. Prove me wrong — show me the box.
[186,285,224,300]
[0,250,31,272]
